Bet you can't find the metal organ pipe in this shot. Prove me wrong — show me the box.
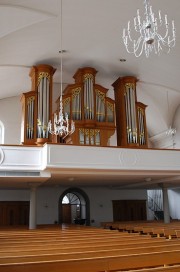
[31,98,34,139]
[138,108,145,145]
[84,75,94,120]
[37,80,42,138]
[131,89,137,143]
[74,94,77,119]
[27,100,30,139]
[90,78,94,119]
[37,76,50,139]
[130,88,134,143]
[84,79,87,119]
[72,88,81,121]
[89,78,91,119]
[86,79,88,119]
[37,87,40,138]
[125,84,138,144]
[87,78,91,119]
[124,92,130,143]
[79,92,81,120]
[72,94,76,120]
[77,92,81,120]
[42,77,46,138]
[29,99,32,139]
[26,97,34,140]
[46,79,50,138]
[127,88,132,143]
[97,93,100,122]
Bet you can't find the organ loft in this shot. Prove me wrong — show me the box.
[21,65,148,148]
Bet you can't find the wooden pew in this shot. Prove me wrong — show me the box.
[103,221,180,239]
[1,225,180,272]
[0,240,180,258]
[126,264,180,272]
[1,249,180,272]
[0,236,176,255]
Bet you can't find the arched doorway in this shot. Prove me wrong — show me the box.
[59,188,90,225]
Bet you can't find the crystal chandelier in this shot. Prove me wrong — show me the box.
[123,0,176,57]
[48,0,75,138]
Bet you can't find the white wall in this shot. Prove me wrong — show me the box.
[0,189,29,200]
[168,189,180,219]
[83,187,147,227]
[1,186,180,226]
[173,105,180,149]
[0,186,147,227]
[0,96,21,145]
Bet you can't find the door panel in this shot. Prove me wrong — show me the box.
[62,204,71,224]
[112,200,147,221]
[0,201,29,226]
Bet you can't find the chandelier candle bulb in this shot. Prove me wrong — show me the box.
[159,10,162,22]
[165,15,168,25]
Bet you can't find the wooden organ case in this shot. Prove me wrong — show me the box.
[21,64,56,145]
[112,76,148,148]
[53,67,116,146]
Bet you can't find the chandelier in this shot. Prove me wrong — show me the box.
[123,0,176,57]
[48,0,75,138]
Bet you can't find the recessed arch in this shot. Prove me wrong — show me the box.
[59,187,90,226]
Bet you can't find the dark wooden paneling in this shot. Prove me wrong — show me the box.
[112,200,147,221]
[0,201,29,226]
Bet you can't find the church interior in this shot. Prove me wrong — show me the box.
[0,0,180,270]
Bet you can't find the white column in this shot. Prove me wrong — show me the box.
[29,187,37,229]
[162,187,170,224]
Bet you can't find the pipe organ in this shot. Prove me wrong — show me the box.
[112,76,148,148]
[21,65,148,148]
[53,67,116,146]
[21,64,56,145]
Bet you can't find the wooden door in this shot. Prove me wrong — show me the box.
[112,200,147,221]
[62,204,71,224]
[0,201,29,226]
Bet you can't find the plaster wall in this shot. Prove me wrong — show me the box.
[168,189,180,220]
[0,96,21,145]
[0,187,147,227]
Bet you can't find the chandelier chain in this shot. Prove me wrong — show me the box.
[48,0,75,137]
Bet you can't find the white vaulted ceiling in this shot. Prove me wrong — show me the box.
[0,0,180,138]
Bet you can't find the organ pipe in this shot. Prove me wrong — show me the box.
[56,67,115,146]
[26,97,35,140]
[112,76,148,148]
[21,64,56,145]
[37,74,50,139]
[84,74,94,120]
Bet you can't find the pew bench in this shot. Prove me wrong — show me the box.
[0,240,180,258]
[125,264,180,272]
[1,249,180,272]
